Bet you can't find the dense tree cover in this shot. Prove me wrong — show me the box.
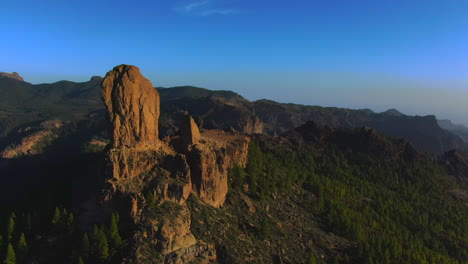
[0,208,123,264]
[230,141,468,264]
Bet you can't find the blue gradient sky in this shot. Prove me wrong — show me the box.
[2,0,468,124]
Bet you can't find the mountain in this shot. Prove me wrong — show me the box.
[1,74,465,154]
[159,91,466,154]
[0,72,24,81]
[438,119,468,142]
[0,75,104,140]
[0,65,467,264]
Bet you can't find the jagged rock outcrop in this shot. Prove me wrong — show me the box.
[186,130,250,207]
[102,65,160,147]
[101,65,249,263]
[180,115,201,147]
[0,72,24,81]
[101,65,196,263]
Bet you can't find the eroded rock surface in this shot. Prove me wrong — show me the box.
[180,115,201,148]
[1,130,54,158]
[101,64,249,263]
[187,130,250,207]
[0,72,24,82]
[102,65,160,147]
[0,120,62,158]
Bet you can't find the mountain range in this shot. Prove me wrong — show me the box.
[0,68,467,264]
[0,72,466,155]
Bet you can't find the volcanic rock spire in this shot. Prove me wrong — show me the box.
[101,65,160,147]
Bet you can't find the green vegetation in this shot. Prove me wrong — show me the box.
[0,209,123,264]
[4,243,16,264]
[227,140,468,263]
[16,233,27,263]
[308,253,317,264]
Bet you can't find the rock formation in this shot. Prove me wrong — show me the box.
[0,72,24,82]
[0,120,62,158]
[1,130,54,158]
[100,65,249,263]
[186,130,250,207]
[180,115,201,147]
[102,65,160,147]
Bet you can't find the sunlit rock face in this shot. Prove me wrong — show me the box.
[100,64,248,263]
[101,64,160,147]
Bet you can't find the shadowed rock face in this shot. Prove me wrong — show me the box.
[101,65,160,147]
[180,115,201,147]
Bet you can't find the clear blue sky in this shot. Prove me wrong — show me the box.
[2,0,468,124]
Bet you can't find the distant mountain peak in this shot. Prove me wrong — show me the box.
[0,72,24,82]
[382,108,403,116]
[90,76,103,82]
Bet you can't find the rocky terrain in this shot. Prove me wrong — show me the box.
[0,120,62,158]
[0,67,467,264]
[99,65,249,263]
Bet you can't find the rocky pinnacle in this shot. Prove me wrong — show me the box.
[101,65,160,147]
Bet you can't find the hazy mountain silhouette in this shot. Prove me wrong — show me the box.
[0,76,465,154]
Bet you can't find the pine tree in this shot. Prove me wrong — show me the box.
[51,207,61,225]
[81,233,90,258]
[307,253,317,264]
[89,225,100,257]
[66,213,75,234]
[145,191,155,208]
[4,243,16,264]
[95,229,109,261]
[92,225,99,237]
[108,213,122,248]
[6,216,15,242]
[16,233,28,262]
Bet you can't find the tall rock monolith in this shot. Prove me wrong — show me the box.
[101,64,160,147]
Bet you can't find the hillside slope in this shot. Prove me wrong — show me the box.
[0,67,467,264]
[0,76,465,154]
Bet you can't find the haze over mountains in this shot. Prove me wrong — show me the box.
[0,71,466,155]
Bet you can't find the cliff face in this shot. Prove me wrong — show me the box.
[186,130,250,207]
[100,65,248,263]
[102,65,160,147]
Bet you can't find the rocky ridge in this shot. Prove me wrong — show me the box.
[100,65,249,263]
[0,120,62,158]
[0,72,24,82]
